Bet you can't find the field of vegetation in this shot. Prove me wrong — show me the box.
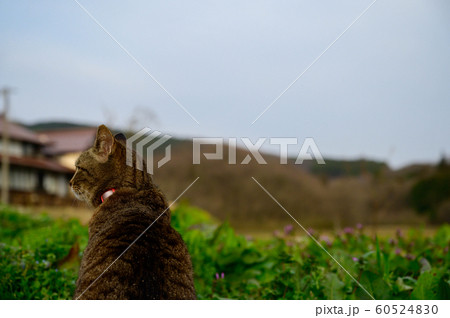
[0,204,448,300]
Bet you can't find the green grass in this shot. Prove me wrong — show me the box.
[0,204,449,299]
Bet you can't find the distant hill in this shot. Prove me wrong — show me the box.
[151,139,430,231]
[301,158,389,178]
[26,121,436,231]
[392,164,435,180]
[27,121,95,132]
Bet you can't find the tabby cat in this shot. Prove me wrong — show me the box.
[70,125,196,300]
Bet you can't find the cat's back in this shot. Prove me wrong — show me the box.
[75,189,196,300]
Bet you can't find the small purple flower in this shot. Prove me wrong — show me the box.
[320,235,332,247]
[395,248,401,255]
[405,253,415,260]
[389,238,397,246]
[284,224,294,236]
[396,228,403,238]
[221,272,225,279]
[343,227,354,235]
[273,230,281,237]
[356,223,363,230]
[307,228,316,236]
[215,273,219,280]
[352,257,359,262]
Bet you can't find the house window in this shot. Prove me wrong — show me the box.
[6,167,38,191]
[0,140,24,157]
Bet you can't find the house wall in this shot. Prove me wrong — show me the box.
[9,167,38,191]
[0,125,74,205]
[0,166,70,197]
[43,172,70,197]
[0,140,26,157]
[58,152,81,169]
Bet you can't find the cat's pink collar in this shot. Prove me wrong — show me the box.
[101,188,116,203]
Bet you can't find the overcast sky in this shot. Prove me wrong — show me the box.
[1,0,449,168]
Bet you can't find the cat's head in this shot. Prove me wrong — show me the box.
[69,125,153,207]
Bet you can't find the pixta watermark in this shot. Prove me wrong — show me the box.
[126,128,325,174]
[126,128,172,174]
[193,137,325,165]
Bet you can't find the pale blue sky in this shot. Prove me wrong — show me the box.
[1,0,449,168]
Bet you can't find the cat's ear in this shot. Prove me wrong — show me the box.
[114,133,127,146]
[93,125,114,162]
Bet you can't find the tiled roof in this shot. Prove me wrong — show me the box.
[0,116,44,145]
[0,154,74,174]
[39,127,97,155]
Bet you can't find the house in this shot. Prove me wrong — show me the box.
[0,116,74,205]
[36,125,97,169]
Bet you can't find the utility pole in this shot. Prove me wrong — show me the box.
[1,87,11,204]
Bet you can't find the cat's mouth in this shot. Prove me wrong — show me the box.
[71,186,86,201]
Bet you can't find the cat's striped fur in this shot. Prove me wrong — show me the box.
[71,125,196,299]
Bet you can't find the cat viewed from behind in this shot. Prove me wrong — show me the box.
[70,125,196,299]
